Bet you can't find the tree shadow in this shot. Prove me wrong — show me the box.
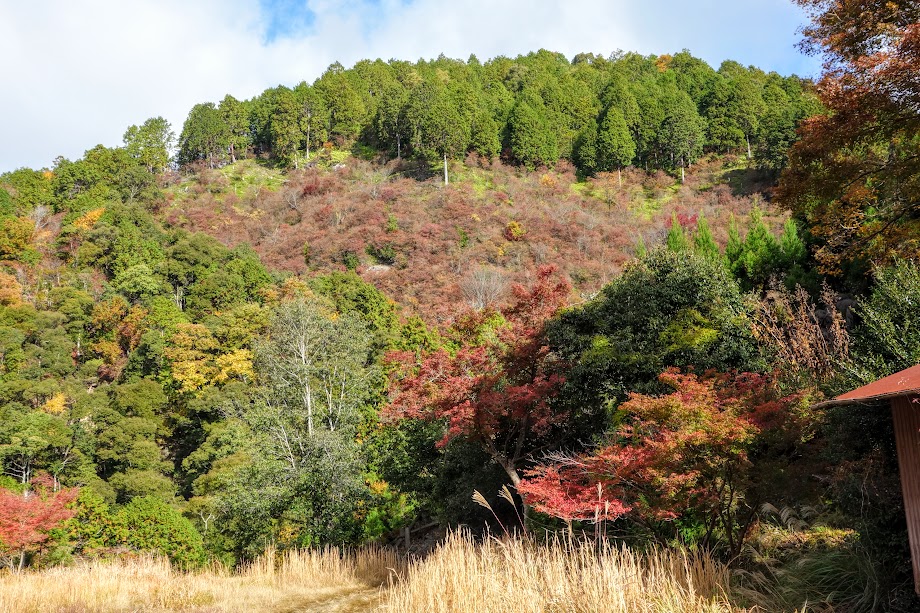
[723,167,778,198]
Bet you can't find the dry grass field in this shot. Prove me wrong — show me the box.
[0,532,741,612]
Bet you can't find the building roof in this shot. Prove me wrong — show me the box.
[833,364,920,404]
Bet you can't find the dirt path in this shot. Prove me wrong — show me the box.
[275,585,384,612]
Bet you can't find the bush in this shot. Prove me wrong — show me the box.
[121,497,206,568]
[366,242,397,265]
[503,221,526,242]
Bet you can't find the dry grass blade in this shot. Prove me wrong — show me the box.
[0,530,744,612]
[382,529,741,613]
[0,546,403,613]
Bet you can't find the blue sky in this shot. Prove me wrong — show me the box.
[0,0,820,173]
[260,0,317,41]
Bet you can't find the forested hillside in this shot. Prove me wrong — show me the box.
[2,5,920,608]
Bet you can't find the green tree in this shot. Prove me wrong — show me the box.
[121,496,205,567]
[255,297,376,436]
[376,81,410,158]
[665,214,690,252]
[572,119,599,176]
[596,107,636,182]
[294,83,329,160]
[508,92,558,169]
[414,85,470,184]
[314,63,366,144]
[658,90,705,181]
[846,260,920,385]
[218,95,251,164]
[693,213,721,260]
[270,88,304,168]
[0,169,53,214]
[469,107,501,160]
[178,103,227,168]
[549,248,761,411]
[123,117,174,174]
[728,207,781,290]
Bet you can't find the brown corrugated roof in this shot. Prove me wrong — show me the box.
[835,364,920,403]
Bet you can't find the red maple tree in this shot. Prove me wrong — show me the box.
[384,266,570,511]
[518,369,798,554]
[0,474,78,571]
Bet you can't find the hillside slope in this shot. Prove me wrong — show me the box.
[160,154,783,321]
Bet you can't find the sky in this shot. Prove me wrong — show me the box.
[0,0,821,173]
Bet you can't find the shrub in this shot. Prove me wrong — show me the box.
[366,243,397,265]
[503,221,526,242]
[120,497,205,568]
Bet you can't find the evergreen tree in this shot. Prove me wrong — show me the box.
[693,213,721,260]
[508,92,558,169]
[572,120,599,176]
[666,214,690,252]
[596,108,636,178]
[218,95,251,164]
[178,103,227,168]
[270,88,304,168]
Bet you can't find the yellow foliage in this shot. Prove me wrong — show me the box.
[367,479,389,495]
[0,216,35,259]
[166,324,220,392]
[91,339,123,365]
[214,349,254,384]
[0,271,22,306]
[73,208,106,231]
[274,277,313,302]
[170,360,215,393]
[656,53,673,72]
[41,170,53,180]
[91,297,129,334]
[168,324,219,359]
[539,173,556,188]
[42,393,68,415]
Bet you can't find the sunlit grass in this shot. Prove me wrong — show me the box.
[218,159,286,197]
[0,531,742,612]
[0,546,399,613]
[384,531,740,613]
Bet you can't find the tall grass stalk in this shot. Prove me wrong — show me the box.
[0,546,400,612]
[0,531,739,612]
[384,530,739,612]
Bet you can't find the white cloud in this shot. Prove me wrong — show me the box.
[0,0,818,173]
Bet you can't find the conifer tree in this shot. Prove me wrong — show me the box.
[666,213,690,252]
[596,108,636,184]
[693,213,720,260]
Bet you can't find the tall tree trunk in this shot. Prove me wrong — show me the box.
[443,152,449,185]
[746,134,752,159]
[396,133,401,159]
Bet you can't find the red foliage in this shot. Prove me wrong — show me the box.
[0,474,78,570]
[519,369,799,550]
[384,266,570,486]
[664,212,699,229]
[165,156,771,324]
